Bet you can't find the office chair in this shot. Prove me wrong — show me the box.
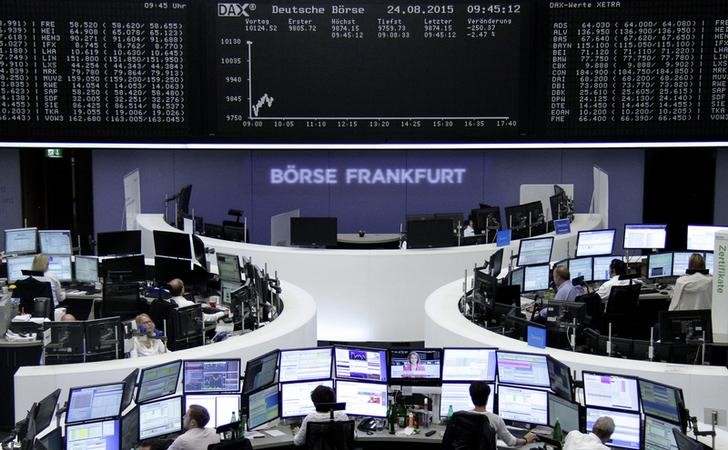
[305,420,356,450]
[603,283,641,338]
[148,298,175,335]
[13,277,54,320]
[102,282,145,320]
[576,292,603,331]
[208,438,253,450]
[442,411,497,450]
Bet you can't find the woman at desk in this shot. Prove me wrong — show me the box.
[130,314,169,358]
[31,254,65,306]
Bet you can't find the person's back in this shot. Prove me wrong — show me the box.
[168,405,219,450]
[670,254,712,311]
[563,416,614,450]
[442,411,496,450]
[292,385,349,447]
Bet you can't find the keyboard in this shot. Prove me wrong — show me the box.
[640,288,658,294]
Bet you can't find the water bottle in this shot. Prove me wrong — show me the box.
[447,404,454,421]
[553,417,563,448]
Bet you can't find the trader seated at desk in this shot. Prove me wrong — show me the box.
[168,405,220,450]
[292,385,349,446]
[167,278,228,323]
[552,266,585,302]
[30,254,66,306]
[130,313,169,358]
[595,259,640,301]
[669,253,712,311]
[563,416,614,450]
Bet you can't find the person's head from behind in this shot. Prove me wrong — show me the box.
[553,265,570,287]
[592,416,615,443]
[407,351,421,365]
[183,405,210,430]
[688,253,706,271]
[168,278,184,297]
[311,385,335,413]
[60,313,76,322]
[31,254,50,273]
[469,381,491,408]
[610,259,627,277]
[138,439,173,450]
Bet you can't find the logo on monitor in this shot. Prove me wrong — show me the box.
[218,3,255,17]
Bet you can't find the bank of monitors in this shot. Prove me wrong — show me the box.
[6,254,35,282]
[517,237,553,267]
[246,384,280,430]
[548,393,580,433]
[97,231,142,257]
[334,346,387,382]
[184,394,240,428]
[388,349,441,385]
[496,351,550,388]
[243,350,279,394]
[623,224,667,250]
[576,229,616,257]
[335,380,388,418]
[440,382,494,417]
[643,415,679,450]
[442,348,497,382]
[497,385,548,426]
[279,347,332,383]
[136,361,182,404]
[75,256,99,283]
[138,396,183,440]
[638,379,684,427]
[66,383,125,424]
[567,257,593,282]
[281,380,334,418]
[183,360,240,394]
[586,407,641,450]
[687,225,728,251]
[593,256,617,281]
[648,253,674,278]
[547,356,573,402]
[46,255,73,281]
[66,419,120,450]
[153,230,192,260]
[582,371,640,413]
[523,264,550,293]
[5,227,37,254]
[290,217,338,248]
[216,253,242,283]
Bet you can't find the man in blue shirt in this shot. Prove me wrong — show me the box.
[552,265,584,301]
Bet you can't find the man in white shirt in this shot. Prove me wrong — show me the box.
[31,254,65,306]
[292,385,349,446]
[669,253,712,311]
[595,259,640,301]
[563,416,614,450]
[168,278,227,323]
[167,405,220,450]
[464,381,536,447]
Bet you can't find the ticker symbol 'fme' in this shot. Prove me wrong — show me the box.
[218,3,254,17]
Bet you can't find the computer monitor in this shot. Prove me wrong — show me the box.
[705,252,714,274]
[280,379,334,418]
[487,249,504,276]
[38,230,72,255]
[100,255,146,282]
[623,224,667,250]
[84,317,122,360]
[593,256,617,281]
[290,217,338,248]
[45,255,72,281]
[388,348,441,385]
[639,378,683,426]
[586,407,641,450]
[246,384,280,430]
[672,252,694,277]
[183,360,240,394]
[687,225,728,251]
[547,356,573,402]
[97,231,142,256]
[582,371,640,412]
[550,192,570,221]
[406,218,456,249]
[658,310,712,343]
[6,255,36,283]
[120,407,139,450]
[648,253,674,279]
[74,256,99,283]
[279,347,332,383]
[576,229,616,257]
[473,271,496,308]
[523,264,550,293]
[505,201,546,240]
[136,360,182,404]
[44,321,85,364]
[497,385,548,426]
[496,351,550,388]
[442,348,497,382]
[153,230,192,260]
[334,346,388,382]
[335,380,388,418]
[644,415,679,450]
[548,393,579,433]
[35,426,62,450]
[5,227,37,254]
[34,389,61,432]
[154,256,192,284]
[509,267,525,292]
[121,369,139,412]
[527,323,547,348]
[66,382,125,424]
[517,237,554,267]
[216,253,241,283]
[440,382,494,416]
[672,428,706,450]
[138,396,183,440]
[242,349,279,394]
[184,393,241,428]
[471,207,501,238]
[567,257,593,282]
[66,419,120,450]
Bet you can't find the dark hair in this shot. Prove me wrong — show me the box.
[187,404,210,428]
[610,259,627,276]
[311,385,335,413]
[469,381,491,408]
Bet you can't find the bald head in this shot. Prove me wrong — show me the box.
[553,265,570,286]
[60,313,76,322]
[168,278,184,296]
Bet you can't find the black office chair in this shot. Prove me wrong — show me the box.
[148,298,175,335]
[13,277,54,320]
[208,438,253,450]
[305,420,356,450]
[102,282,145,320]
[442,411,497,450]
[576,292,603,331]
[603,284,641,338]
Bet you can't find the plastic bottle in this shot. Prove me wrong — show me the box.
[398,403,407,428]
[553,417,563,447]
[423,398,429,429]
[388,402,396,434]
[447,404,454,421]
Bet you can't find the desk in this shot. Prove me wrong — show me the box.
[336,233,400,249]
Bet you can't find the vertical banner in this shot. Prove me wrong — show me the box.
[590,166,609,228]
[123,169,141,231]
[713,231,728,343]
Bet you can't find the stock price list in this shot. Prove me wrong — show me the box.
[211,1,529,141]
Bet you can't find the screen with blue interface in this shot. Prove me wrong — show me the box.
[548,393,579,433]
[138,396,182,440]
[335,380,388,418]
[439,383,494,416]
[497,385,548,426]
[5,228,37,254]
[279,348,333,382]
[442,348,497,382]
[586,407,641,450]
[75,256,99,283]
[644,415,679,450]
[247,384,280,429]
[592,256,616,281]
[39,230,72,255]
[66,419,120,450]
[6,255,35,282]
[67,383,124,424]
[639,379,682,424]
[281,379,334,418]
[583,372,640,412]
[517,237,553,267]
[47,255,73,281]
[523,264,550,292]
[334,347,387,382]
[687,225,728,251]
[496,352,550,388]
[137,361,182,404]
[672,252,694,277]
[623,224,667,250]
[648,253,674,279]
[576,229,616,257]
[183,360,240,394]
[568,257,593,282]
[184,394,240,428]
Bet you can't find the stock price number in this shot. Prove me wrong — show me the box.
[466,4,521,14]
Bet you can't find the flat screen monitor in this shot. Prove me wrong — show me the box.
[279,347,332,383]
[517,237,554,267]
[639,379,683,425]
[705,252,714,274]
[648,253,674,279]
[5,227,37,254]
[75,256,99,283]
[216,253,241,283]
[582,371,640,412]
[34,389,61,432]
[672,429,705,450]
[496,351,550,388]
[442,348,497,382]
[388,349,441,384]
[505,201,545,240]
[334,347,387,382]
[39,230,72,255]
[153,230,192,260]
[576,229,616,257]
[6,255,35,283]
[121,369,139,412]
[471,207,501,236]
[335,380,388,418]
[672,252,694,277]
[548,393,579,433]
[290,217,337,248]
[67,383,125,424]
[46,255,72,281]
[440,382,494,416]
[568,257,593,282]
[84,317,121,357]
[66,419,120,450]
[658,310,712,344]
[406,218,455,249]
[121,407,138,450]
[36,427,62,450]
[154,256,193,284]
[497,385,548,426]
[220,280,242,306]
[246,384,280,430]
[97,231,142,257]
[547,356,573,402]
[184,394,241,428]
[509,267,525,292]
[489,249,504,276]
[243,350,279,394]
[183,360,241,394]
[523,264,550,293]
[644,415,679,450]
[100,255,146,283]
[136,360,182,404]
[586,407,641,450]
[593,256,617,281]
[138,396,183,440]
[280,380,334,418]
[623,224,667,250]
[687,225,728,251]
